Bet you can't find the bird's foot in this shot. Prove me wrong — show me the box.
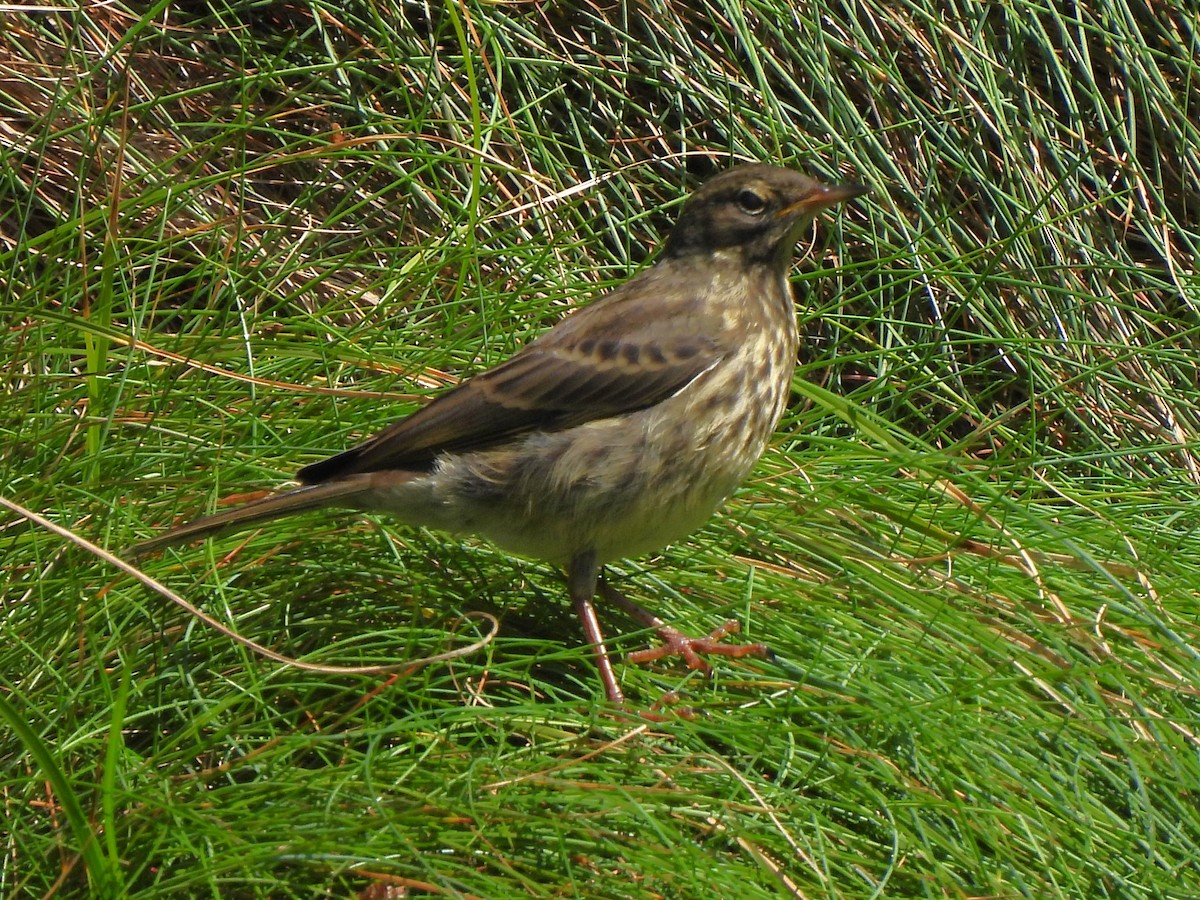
[625,618,770,671]
[596,579,771,675]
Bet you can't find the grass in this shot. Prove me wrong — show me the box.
[2,0,1199,897]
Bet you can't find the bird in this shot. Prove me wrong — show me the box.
[129,163,868,704]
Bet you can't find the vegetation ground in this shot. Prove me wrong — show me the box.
[3,2,1198,897]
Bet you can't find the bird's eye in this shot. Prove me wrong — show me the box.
[735,188,769,215]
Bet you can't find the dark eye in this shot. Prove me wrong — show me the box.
[735,188,769,215]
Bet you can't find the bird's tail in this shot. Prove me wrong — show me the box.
[125,478,372,557]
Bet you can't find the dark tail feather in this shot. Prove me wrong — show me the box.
[126,479,370,557]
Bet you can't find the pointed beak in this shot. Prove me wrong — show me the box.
[779,182,870,218]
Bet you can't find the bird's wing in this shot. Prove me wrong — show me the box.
[297,275,726,483]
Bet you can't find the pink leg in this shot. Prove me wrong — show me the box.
[568,552,625,703]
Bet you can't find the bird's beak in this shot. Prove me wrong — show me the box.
[779,183,870,218]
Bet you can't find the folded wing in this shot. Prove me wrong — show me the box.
[297,278,726,483]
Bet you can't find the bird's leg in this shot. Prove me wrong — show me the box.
[567,550,625,704]
[597,577,771,671]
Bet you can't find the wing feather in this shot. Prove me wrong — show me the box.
[297,266,727,484]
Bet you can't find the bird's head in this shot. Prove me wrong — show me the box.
[664,164,868,267]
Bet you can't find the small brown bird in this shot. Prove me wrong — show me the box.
[130,164,867,703]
